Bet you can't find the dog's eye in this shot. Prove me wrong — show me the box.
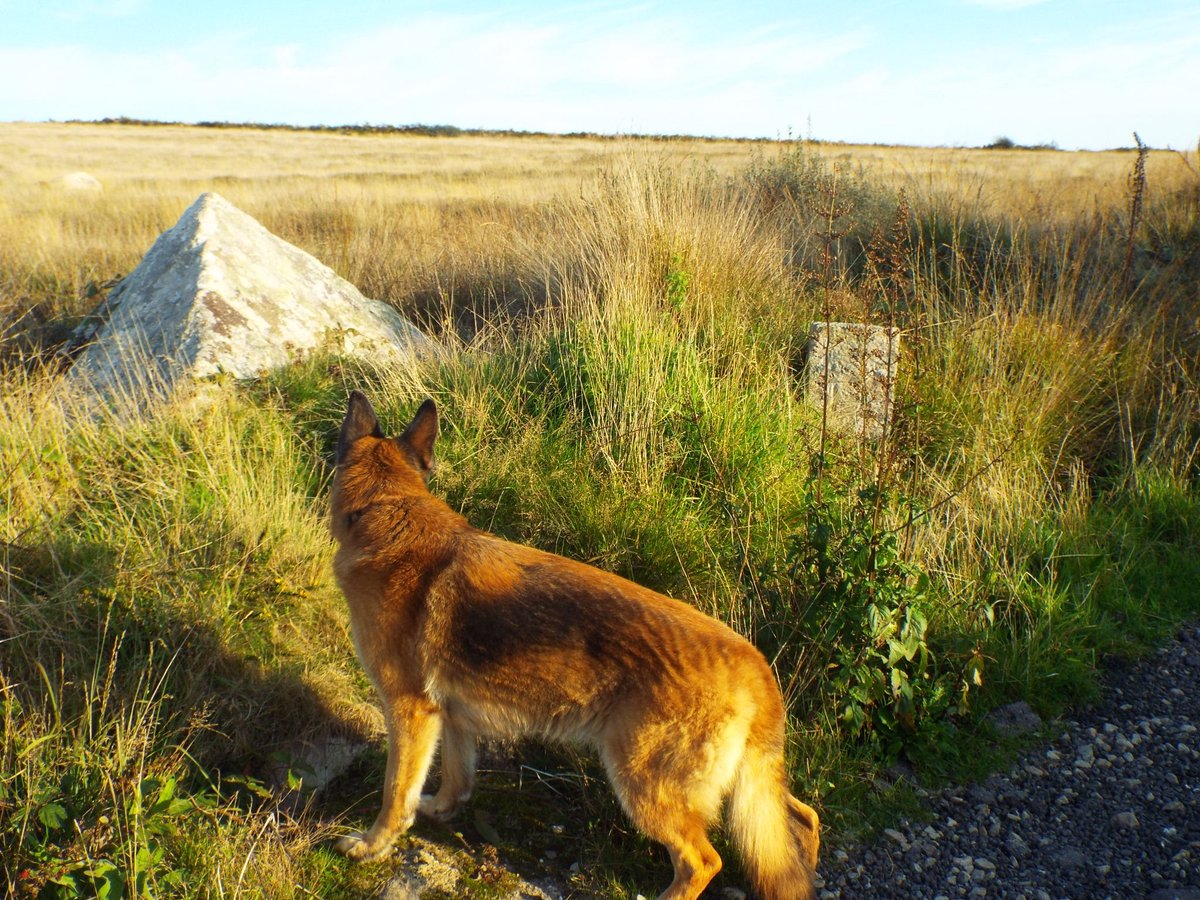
[347,510,364,528]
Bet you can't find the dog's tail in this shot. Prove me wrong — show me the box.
[727,742,819,900]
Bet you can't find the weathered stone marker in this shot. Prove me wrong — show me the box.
[803,322,900,440]
[68,192,430,399]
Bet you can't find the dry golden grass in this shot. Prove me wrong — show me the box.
[2,121,766,191]
[6,122,1187,200]
[0,123,778,331]
[825,143,1193,220]
[3,121,1193,333]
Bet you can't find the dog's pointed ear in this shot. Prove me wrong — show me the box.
[399,398,438,479]
[337,391,383,464]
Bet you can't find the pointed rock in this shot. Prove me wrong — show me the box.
[68,192,430,399]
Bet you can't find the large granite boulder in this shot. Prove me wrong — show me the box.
[68,192,429,398]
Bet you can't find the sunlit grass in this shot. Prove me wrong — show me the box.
[2,122,1198,896]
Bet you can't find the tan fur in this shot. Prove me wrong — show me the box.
[330,393,819,899]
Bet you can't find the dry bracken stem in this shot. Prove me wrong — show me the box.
[1121,132,1148,297]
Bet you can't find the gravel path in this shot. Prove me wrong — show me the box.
[817,623,1200,900]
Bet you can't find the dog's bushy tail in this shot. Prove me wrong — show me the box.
[727,744,819,900]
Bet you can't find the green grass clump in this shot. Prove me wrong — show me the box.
[1,374,370,897]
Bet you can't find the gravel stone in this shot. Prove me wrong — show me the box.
[1112,810,1141,829]
[1053,848,1087,870]
[817,623,1200,898]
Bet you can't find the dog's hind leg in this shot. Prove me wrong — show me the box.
[337,694,441,862]
[621,799,722,900]
[419,713,477,822]
[601,743,724,899]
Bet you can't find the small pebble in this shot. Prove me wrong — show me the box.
[1112,811,1140,829]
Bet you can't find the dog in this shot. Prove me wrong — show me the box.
[330,392,819,899]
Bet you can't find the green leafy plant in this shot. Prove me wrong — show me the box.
[23,775,203,899]
[769,476,980,761]
[663,253,691,310]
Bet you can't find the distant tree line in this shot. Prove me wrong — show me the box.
[64,119,1150,152]
[67,116,772,144]
[984,135,1062,151]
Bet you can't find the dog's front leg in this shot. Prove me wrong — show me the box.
[337,694,442,862]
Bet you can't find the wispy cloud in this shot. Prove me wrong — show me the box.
[807,12,1200,149]
[960,0,1052,9]
[0,9,869,137]
[49,0,146,20]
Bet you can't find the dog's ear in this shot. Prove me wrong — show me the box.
[337,391,383,464]
[398,398,438,479]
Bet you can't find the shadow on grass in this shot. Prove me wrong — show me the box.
[323,739,743,899]
[1,533,368,778]
[2,533,675,895]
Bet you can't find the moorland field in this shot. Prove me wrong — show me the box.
[2,121,1199,897]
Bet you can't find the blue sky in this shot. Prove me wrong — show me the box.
[2,0,1197,150]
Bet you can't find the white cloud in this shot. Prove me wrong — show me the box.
[961,0,1052,9]
[0,9,869,137]
[801,19,1200,149]
[51,0,146,20]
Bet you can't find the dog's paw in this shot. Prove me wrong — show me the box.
[418,793,460,823]
[334,831,395,862]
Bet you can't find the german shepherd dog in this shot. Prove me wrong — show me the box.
[331,392,819,899]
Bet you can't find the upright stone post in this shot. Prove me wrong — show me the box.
[803,322,900,441]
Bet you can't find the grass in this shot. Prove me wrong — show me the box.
[2,122,1199,897]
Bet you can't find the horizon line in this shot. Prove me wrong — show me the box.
[7,116,1160,154]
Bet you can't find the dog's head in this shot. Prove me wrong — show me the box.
[331,391,439,540]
